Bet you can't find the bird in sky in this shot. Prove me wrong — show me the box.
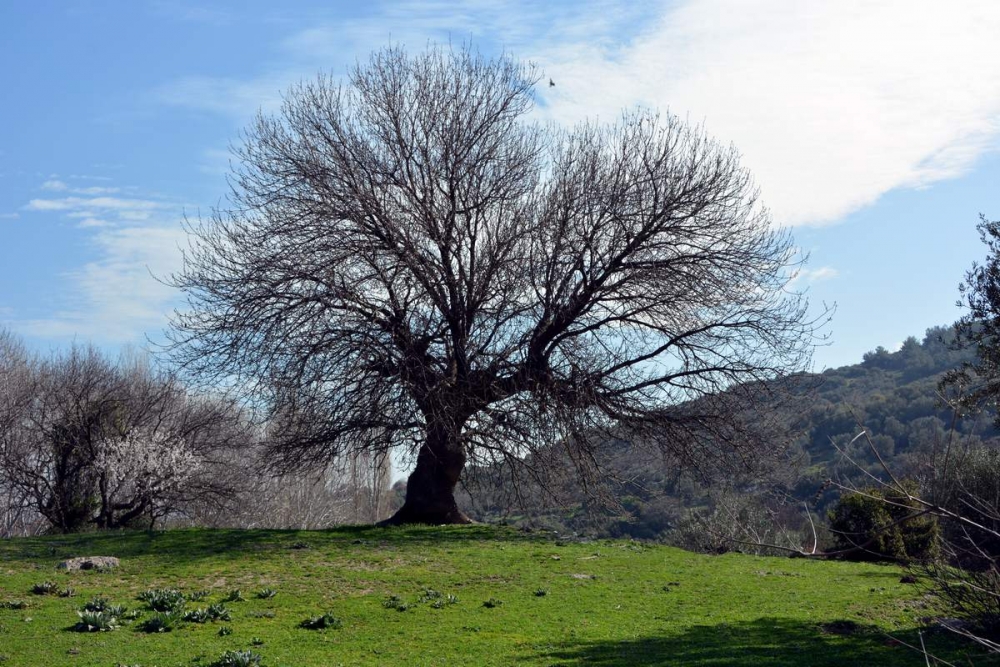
[549,78,555,87]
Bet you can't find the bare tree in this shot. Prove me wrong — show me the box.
[168,45,823,525]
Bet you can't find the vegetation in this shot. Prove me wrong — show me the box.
[168,44,822,526]
[0,526,995,666]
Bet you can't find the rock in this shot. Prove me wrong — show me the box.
[57,556,119,571]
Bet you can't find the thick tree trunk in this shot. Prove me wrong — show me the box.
[380,425,471,525]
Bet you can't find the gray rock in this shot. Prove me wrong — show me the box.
[57,556,120,571]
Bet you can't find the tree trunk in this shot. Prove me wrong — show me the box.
[380,425,471,525]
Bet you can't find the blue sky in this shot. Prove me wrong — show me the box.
[2,0,1000,371]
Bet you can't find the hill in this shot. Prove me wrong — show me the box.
[454,324,1000,543]
[0,526,994,666]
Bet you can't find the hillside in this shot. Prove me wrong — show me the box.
[0,526,994,666]
[455,324,1000,542]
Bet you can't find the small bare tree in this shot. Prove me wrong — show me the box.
[169,45,823,525]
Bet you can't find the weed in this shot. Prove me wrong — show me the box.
[138,588,185,612]
[251,637,264,646]
[189,590,210,601]
[289,541,310,550]
[225,589,246,602]
[255,588,277,599]
[218,625,233,636]
[0,601,27,610]
[482,598,503,608]
[185,603,231,623]
[138,611,182,633]
[382,595,408,612]
[73,610,118,632]
[299,612,342,630]
[30,582,57,596]
[58,588,75,598]
[210,649,262,667]
[418,588,442,603]
[248,610,275,619]
[533,589,547,597]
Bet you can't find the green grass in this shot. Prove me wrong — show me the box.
[0,525,994,666]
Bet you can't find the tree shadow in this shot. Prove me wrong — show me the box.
[532,617,998,666]
[0,524,533,565]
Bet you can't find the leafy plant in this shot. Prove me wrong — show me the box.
[251,637,264,646]
[138,611,182,633]
[533,589,548,597]
[299,612,342,630]
[255,588,277,599]
[189,590,210,601]
[381,595,408,612]
[73,610,118,632]
[0,601,27,610]
[185,603,232,623]
[58,588,75,598]
[137,589,185,612]
[218,625,232,636]
[224,589,245,602]
[210,650,262,667]
[482,598,503,608]
[30,582,57,596]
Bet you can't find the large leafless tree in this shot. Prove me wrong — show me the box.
[169,46,822,525]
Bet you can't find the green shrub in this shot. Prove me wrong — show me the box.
[299,612,342,630]
[210,650,262,667]
[73,610,118,632]
[137,589,185,612]
[828,482,939,562]
[138,611,182,633]
[30,582,58,596]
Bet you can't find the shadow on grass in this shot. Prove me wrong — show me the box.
[0,524,532,565]
[533,617,998,667]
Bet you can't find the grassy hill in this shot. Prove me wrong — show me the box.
[0,526,994,666]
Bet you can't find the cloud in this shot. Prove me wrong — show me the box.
[41,179,68,191]
[0,213,19,220]
[158,0,1000,228]
[792,266,839,285]
[14,179,187,343]
[25,196,164,214]
[77,217,112,228]
[15,225,185,344]
[531,0,1000,226]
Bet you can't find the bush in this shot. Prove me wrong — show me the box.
[828,482,939,562]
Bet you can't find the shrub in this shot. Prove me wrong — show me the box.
[255,588,277,599]
[299,613,342,630]
[73,610,118,632]
[210,650,262,667]
[828,482,940,562]
[138,589,186,612]
[138,611,182,633]
[30,582,58,596]
[224,589,245,602]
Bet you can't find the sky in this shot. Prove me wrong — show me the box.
[2,0,1000,372]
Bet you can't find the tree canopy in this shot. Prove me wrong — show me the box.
[169,45,821,524]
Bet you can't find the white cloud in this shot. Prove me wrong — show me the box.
[25,196,163,212]
[15,225,185,344]
[156,0,1000,228]
[0,212,19,220]
[531,0,1000,226]
[41,179,68,191]
[77,217,113,228]
[794,266,839,284]
[73,186,121,195]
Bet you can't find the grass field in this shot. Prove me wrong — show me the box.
[0,525,994,666]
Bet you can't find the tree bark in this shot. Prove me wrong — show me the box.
[380,424,471,525]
